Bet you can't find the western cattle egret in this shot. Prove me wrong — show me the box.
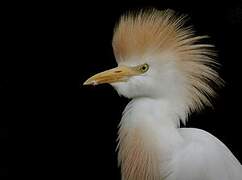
[84,9,242,180]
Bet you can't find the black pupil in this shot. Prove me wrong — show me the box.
[142,66,146,70]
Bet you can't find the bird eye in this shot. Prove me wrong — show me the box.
[139,63,149,73]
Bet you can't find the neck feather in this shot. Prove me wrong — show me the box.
[117,97,185,180]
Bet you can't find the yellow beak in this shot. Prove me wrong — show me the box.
[83,66,140,85]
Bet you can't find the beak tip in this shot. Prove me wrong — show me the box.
[83,79,97,86]
[83,81,88,86]
[83,81,91,86]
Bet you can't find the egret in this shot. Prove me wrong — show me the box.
[84,9,242,180]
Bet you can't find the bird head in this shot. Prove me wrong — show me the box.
[84,9,223,113]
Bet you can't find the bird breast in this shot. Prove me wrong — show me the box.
[117,127,162,180]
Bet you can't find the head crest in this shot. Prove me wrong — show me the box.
[112,9,224,113]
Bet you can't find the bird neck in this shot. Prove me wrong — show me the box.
[117,97,184,179]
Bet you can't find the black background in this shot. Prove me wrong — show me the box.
[1,0,242,178]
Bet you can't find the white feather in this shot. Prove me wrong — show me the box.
[117,98,242,180]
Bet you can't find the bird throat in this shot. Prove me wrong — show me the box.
[117,98,183,180]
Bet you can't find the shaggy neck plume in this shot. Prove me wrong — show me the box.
[117,97,184,180]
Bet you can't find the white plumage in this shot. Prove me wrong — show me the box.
[118,98,242,180]
[84,9,242,180]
